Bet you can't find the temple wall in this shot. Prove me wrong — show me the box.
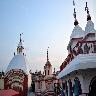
[60,71,84,96]
[4,70,28,96]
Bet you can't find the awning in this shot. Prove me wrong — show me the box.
[58,53,96,79]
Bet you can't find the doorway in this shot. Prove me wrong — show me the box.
[89,76,96,96]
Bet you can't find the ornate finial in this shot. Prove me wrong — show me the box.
[17,33,24,54]
[73,0,78,26]
[85,2,89,14]
[47,47,49,61]
[85,2,91,21]
[73,8,76,19]
[20,33,23,42]
[20,34,21,42]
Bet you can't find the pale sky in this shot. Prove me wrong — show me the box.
[0,0,95,73]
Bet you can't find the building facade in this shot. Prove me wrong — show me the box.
[34,49,59,96]
[58,2,96,96]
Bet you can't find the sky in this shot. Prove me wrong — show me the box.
[0,0,96,73]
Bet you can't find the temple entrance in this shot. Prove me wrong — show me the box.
[89,76,96,96]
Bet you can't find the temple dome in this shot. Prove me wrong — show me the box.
[85,20,96,35]
[5,34,29,74]
[70,25,84,39]
[5,54,28,75]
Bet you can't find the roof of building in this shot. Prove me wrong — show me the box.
[5,54,28,75]
[84,2,96,36]
[5,34,29,75]
[85,20,96,35]
[70,25,84,39]
[58,53,96,78]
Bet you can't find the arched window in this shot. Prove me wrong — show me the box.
[48,70,49,75]
[68,79,73,96]
[73,77,82,96]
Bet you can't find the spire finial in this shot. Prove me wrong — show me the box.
[85,2,91,21]
[47,47,49,61]
[73,0,78,26]
[20,34,21,42]
[17,33,24,54]
[20,33,23,42]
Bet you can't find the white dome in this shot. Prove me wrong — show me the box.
[85,20,96,34]
[5,54,28,74]
[70,25,84,39]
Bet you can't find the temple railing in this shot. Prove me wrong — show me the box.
[60,40,96,71]
[72,40,96,56]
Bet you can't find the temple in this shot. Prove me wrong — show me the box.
[4,34,31,96]
[58,1,96,96]
[34,48,58,96]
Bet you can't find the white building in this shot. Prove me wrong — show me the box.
[4,34,31,96]
[58,2,96,96]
